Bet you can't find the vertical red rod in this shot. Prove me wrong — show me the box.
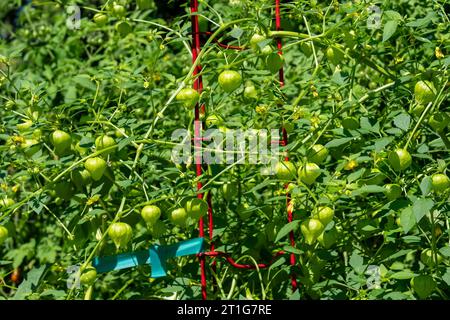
[275,0,298,292]
[190,0,207,300]
[207,194,217,275]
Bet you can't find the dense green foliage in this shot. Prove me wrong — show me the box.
[0,0,449,300]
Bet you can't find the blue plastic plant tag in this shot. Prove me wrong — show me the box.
[149,237,205,278]
[92,250,150,273]
[92,237,205,277]
[149,244,167,278]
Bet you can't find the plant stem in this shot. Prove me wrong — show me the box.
[405,102,433,149]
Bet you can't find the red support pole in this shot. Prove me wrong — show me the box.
[190,0,207,300]
[275,0,298,292]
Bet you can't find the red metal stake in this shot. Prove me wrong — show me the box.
[190,0,207,300]
[275,0,298,292]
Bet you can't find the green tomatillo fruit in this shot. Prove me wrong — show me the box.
[275,160,297,181]
[170,208,188,227]
[51,130,72,155]
[221,182,238,201]
[80,267,97,286]
[428,113,450,132]
[0,226,8,245]
[307,144,329,165]
[313,206,334,226]
[93,13,108,26]
[95,134,116,156]
[384,184,402,201]
[108,222,132,250]
[218,70,242,93]
[414,80,436,105]
[141,205,161,225]
[176,88,200,109]
[301,218,324,245]
[298,162,321,185]
[115,21,132,37]
[326,46,345,65]
[341,117,360,130]
[260,45,273,56]
[243,83,258,100]
[420,249,443,267]
[266,52,284,73]
[317,227,338,249]
[0,198,15,208]
[84,157,107,181]
[300,42,312,57]
[249,33,266,51]
[112,4,126,17]
[185,198,208,220]
[431,173,449,193]
[71,169,91,190]
[237,202,252,220]
[205,114,223,127]
[388,149,412,172]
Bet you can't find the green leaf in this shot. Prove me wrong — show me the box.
[439,247,450,257]
[331,69,345,85]
[12,265,46,300]
[325,137,354,148]
[412,198,434,223]
[360,117,379,133]
[351,185,386,197]
[384,292,408,300]
[28,195,49,215]
[442,269,450,286]
[400,207,415,233]
[116,179,133,189]
[390,271,416,279]
[118,136,134,151]
[383,20,398,42]
[402,235,421,244]
[246,178,272,194]
[73,74,96,91]
[349,252,365,274]
[372,137,394,153]
[381,249,414,262]
[405,12,436,28]
[79,136,94,147]
[288,289,301,300]
[393,113,410,131]
[64,86,77,104]
[91,183,105,195]
[274,220,300,243]
[384,10,402,21]
[229,27,244,39]
[282,245,302,255]
[420,176,432,196]
[269,256,286,270]
[39,289,66,300]
[78,208,106,224]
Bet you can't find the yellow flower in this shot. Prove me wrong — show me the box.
[86,194,100,206]
[255,105,268,114]
[344,159,358,171]
[435,47,444,59]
